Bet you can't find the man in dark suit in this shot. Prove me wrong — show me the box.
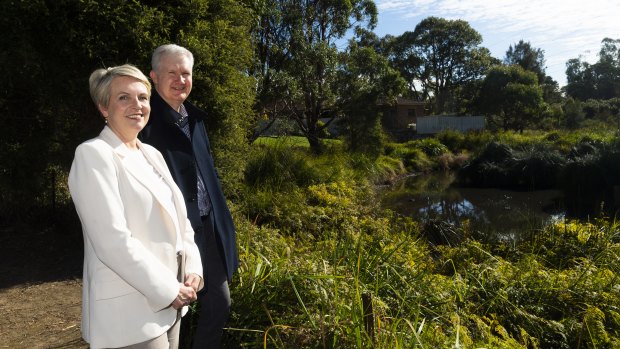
[140,44,238,349]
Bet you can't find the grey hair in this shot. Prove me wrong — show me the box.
[151,44,194,72]
[88,64,151,110]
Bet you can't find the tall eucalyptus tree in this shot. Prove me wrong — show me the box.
[565,38,620,100]
[252,0,378,153]
[504,40,561,103]
[389,17,495,114]
[338,39,405,155]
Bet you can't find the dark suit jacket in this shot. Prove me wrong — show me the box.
[140,90,238,281]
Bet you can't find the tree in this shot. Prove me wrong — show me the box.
[252,0,378,153]
[0,0,254,209]
[0,0,160,210]
[476,65,545,131]
[563,98,585,129]
[390,17,496,114]
[249,0,291,141]
[505,40,546,82]
[385,31,425,100]
[565,57,595,100]
[338,41,405,156]
[565,38,620,100]
[504,40,561,103]
[175,0,256,192]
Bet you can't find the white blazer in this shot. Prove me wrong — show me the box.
[68,126,203,349]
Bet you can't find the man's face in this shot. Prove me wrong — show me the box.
[150,53,193,111]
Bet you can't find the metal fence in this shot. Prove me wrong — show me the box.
[415,115,485,134]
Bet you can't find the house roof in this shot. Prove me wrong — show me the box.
[378,96,426,106]
[395,96,425,106]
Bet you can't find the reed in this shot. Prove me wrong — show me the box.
[223,133,620,348]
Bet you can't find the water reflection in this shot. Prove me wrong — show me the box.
[380,172,566,242]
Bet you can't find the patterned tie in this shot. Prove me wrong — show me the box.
[176,114,191,139]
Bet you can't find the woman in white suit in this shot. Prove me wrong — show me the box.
[68,64,203,349]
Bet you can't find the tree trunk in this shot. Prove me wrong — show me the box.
[305,110,324,154]
[306,129,323,154]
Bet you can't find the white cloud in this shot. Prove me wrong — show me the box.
[374,0,620,85]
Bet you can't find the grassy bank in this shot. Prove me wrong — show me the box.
[27,130,619,348]
[223,132,620,348]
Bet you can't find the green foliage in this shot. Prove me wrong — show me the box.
[384,137,457,173]
[339,43,406,157]
[563,98,585,129]
[504,40,547,84]
[374,155,407,181]
[458,140,566,189]
[385,143,434,173]
[476,65,546,131]
[565,38,620,101]
[431,218,620,349]
[410,138,450,157]
[242,142,406,229]
[346,152,407,184]
[504,40,562,105]
[1,0,154,210]
[0,0,255,206]
[437,129,495,154]
[174,0,256,194]
[389,17,496,114]
[455,131,620,216]
[251,0,379,153]
[230,138,620,347]
[253,135,345,152]
[435,130,466,153]
[581,97,620,124]
[244,142,324,191]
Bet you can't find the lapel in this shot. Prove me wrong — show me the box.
[98,127,185,238]
[151,90,193,145]
[139,143,189,236]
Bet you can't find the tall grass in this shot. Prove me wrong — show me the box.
[223,132,620,348]
[229,202,620,347]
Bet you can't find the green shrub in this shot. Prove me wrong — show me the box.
[374,155,406,182]
[230,132,620,348]
[411,137,449,157]
[244,145,322,190]
[389,144,433,173]
[436,130,465,153]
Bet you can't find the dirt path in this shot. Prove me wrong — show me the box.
[0,279,87,348]
[0,208,87,348]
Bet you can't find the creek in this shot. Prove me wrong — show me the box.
[379,172,568,243]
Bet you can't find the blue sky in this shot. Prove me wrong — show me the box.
[359,0,620,87]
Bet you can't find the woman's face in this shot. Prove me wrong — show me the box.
[98,76,150,143]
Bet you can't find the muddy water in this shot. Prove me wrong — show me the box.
[380,172,566,242]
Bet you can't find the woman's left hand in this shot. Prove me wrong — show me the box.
[171,284,197,309]
[184,273,202,292]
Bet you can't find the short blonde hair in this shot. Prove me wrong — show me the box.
[89,64,151,109]
[151,44,194,72]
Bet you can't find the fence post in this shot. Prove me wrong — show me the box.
[362,292,375,346]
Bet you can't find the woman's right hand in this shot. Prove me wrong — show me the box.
[171,284,198,309]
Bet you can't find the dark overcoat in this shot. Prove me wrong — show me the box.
[140,90,238,282]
